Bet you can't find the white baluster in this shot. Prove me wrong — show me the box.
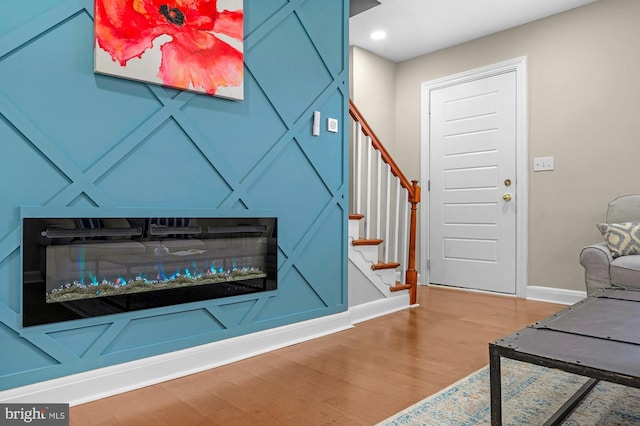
[394,179,401,261]
[401,188,409,284]
[384,163,391,264]
[355,123,362,215]
[375,150,382,240]
[365,138,373,239]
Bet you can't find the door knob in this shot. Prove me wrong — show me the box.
[503,193,512,202]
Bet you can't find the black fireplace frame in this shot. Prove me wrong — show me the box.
[21,209,277,328]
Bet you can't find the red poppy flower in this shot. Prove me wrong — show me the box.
[95,0,243,95]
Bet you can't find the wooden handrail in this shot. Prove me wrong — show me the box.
[349,99,421,305]
[349,100,419,204]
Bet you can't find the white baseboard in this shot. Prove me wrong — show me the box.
[349,293,413,324]
[526,285,587,305]
[425,283,587,306]
[0,312,354,406]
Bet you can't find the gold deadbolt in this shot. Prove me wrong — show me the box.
[504,178,512,187]
[503,193,512,202]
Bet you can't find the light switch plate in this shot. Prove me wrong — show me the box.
[533,156,554,171]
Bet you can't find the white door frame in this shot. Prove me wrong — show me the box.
[420,56,528,298]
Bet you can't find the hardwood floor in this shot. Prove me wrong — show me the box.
[70,286,563,425]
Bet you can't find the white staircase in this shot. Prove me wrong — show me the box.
[348,215,410,323]
[347,100,420,322]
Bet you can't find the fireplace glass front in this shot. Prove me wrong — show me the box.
[22,216,277,327]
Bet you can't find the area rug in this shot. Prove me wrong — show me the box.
[378,358,640,425]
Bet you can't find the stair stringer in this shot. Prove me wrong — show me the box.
[347,216,409,312]
[348,237,398,297]
[348,235,410,322]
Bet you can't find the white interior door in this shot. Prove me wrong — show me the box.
[428,71,517,294]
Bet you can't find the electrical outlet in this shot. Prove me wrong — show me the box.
[533,156,554,171]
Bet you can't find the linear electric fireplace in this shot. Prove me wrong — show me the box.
[22,215,277,327]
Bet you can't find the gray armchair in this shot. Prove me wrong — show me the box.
[580,195,640,296]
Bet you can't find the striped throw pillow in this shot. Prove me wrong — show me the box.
[597,222,640,258]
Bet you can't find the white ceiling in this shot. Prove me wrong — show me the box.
[349,0,599,63]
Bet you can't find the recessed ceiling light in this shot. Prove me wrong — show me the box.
[370,31,387,41]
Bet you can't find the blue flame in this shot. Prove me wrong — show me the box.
[76,247,86,285]
[61,249,263,301]
[155,262,168,281]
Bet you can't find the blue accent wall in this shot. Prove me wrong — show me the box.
[0,0,348,391]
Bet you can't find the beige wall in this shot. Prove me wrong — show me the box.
[356,0,640,292]
[350,46,397,150]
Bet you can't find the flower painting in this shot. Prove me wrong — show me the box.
[94,0,244,100]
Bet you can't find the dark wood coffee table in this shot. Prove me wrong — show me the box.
[489,288,640,425]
